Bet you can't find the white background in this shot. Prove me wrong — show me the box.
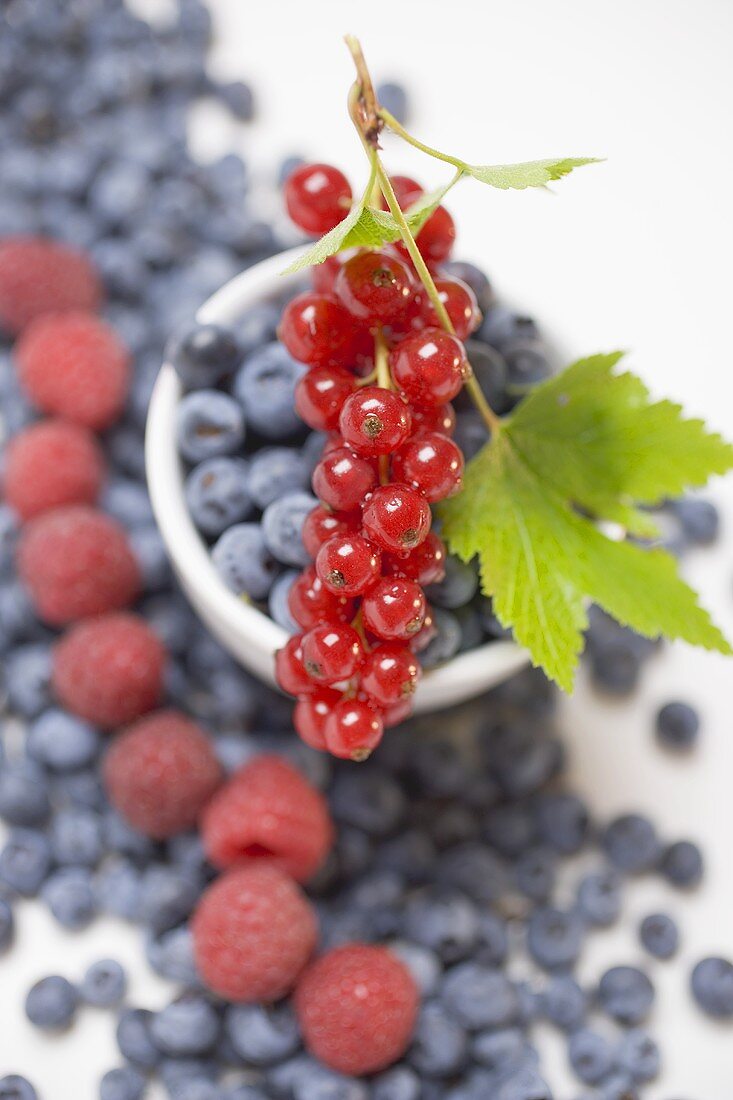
[3,0,733,1094]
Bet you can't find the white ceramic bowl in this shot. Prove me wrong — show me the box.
[146,246,530,713]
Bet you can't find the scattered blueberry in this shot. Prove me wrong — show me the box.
[150,993,221,1056]
[0,829,52,896]
[0,896,14,954]
[660,839,704,889]
[41,867,97,929]
[0,1078,37,1100]
[168,323,242,391]
[99,1067,146,1100]
[639,912,679,959]
[601,814,660,874]
[186,457,253,537]
[116,1008,161,1070]
[576,870,622,927]
[597,966,655,1024]
[526,907,584,971]
[212,523,278,600]
[615,1029,660,1083]
[224,1003,300,1066]
[567,1029,614,1085]
[655,701,700,751]
[80,959,127,1008]
[27,709,100,772]
[25,975,78,1031]
[690,956,733,1018]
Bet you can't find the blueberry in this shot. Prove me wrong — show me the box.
[146,925,199,986]
[476,911,510,967]
[139,865,199,934]
[494,1067,552,1100]
[615,1029,660,1083]
[95,859,143,920]
[372,1066,420,1100]
[442,263,494,313]
[437,844,501,908]
[601,813,660,874]
[129,524,171,591]
[54,769,106,812]
[404,889,480,964]
[0,829,52,896]
[526,907,584,971]
[0,761,51,826]
[177,390,245,464]
[224,1002,300,1066]
[329,768,405,835]
[107,422,148,480]
[375,81,409,124]
[576,870,622,927]
[671,497,719,544]
[0,896,14,953]
[479,306,538,352]
[408,1001,469,1077]
[247,446,311,509]
[515,847,556,901]
[534,792,589,854]
[660,839,704,888]
[216,80,255,121]
[168,323,241,390]
[655,701,699,751]
[690,956,733,1018]
[471,1027,537,1073]
[597,966,654,1024]
[81,959,127,1007]
[268,569,300,633]
[426,555,479,609]
[99,1067,146,1100]
[50,807,104,866]
[0,1078,37,1100]
[542,974,588,1031]
[599,1072,638,1100]
[0,504,18,577]
[589,639,641,695]
[261,491,317,568]
[27,708,100,772]
[233,343,306,441]
[503,339,551,393]
[186,457,252,536]
[419,608,462,668]
[103,811,158,865]
[212,523,278,600]
[442,963,519,1029]
[25,974,78,1031]
[567,1028,614,1085]
[41,867,97,929]
[116,1008,160,1069]
[101,478,155,528]
[639,912,679,959]
[455,604,484,652]
[483,804,537,858]
[151,993,220,1056]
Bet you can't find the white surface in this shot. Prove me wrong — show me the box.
[3,0,733,1095]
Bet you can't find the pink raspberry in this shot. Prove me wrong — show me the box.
[16,505,140,625]
[3,419,106,520]
[192,864,317,1003]
[103,709,221,838]
[295,944,419,1075]
[16,311,130,430]
[201,754,333,883]
[53,612,166,727]
[0,236,102,335]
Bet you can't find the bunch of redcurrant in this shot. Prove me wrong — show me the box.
[276,162,481,760]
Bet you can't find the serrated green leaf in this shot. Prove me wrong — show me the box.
[439,352,733,690]
[463,157,601,190]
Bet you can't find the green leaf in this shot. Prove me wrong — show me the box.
[439,353,733,690]
[462,157,602,191]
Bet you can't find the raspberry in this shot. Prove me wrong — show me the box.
[103,709,221,838]
[0,236,102,335]
[192,865,317,1002]
[201,754,333,883]
[53,612,166,727]
[295,943,419,1075]
[16,311,130,430]
[16,505,140,625]
[3,419,106,520]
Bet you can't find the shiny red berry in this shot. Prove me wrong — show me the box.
[324,699,384,761]
[284,163,352,235]
[409,610,436,653]
[302,506,361,559]
[312,256,342,295]
[361,644,421,707]
[383,531,447,586]
[362,483,431,554]
[312,446,377,511]
[301,623,364,685]
[294,688,342,750]
[316,534,381,596]
[381,176,423,211]
[411,403,456,436]
[392,431,464,502]
[415,205,456,264]
[275,636,313,695]
[279,293,367,369]
[338,387,411,457]
[288,566,355,630]
[389,328,468,407]
[334,250,415,324]
[421,277,481,339]
[295,367,355,431]
[362,578,427,641]
[382,696,415,728]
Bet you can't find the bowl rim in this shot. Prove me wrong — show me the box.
[145,245,529,712]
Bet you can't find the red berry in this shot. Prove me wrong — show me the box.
[384,531,447,586]
[383,696,415,728]
[392,431,464,502]
[53,612,165,727]
[287,566,355,630]
[324,699,384,760]
[415,204,456,264]
[334,250,414,324]
[389,327,468,407]
[17,505,140,625]
[411,402,456,436]
[311,255,341,295]
[338,387,411,456]
[316,534,381,596]
[381,176,423,211]
[274,635,313,695]
[302,506,361,559]
[312,446,377,511]
[361,643,421,707]
[193,865,317,1003]
[201,754,333,882]
[294,688,341,750]
[279,292,367,369]
[421,276,481,339]
[362,483,431,553]
[16,311,130,430]
[301,623,364,684]
[362,577,427,641]
[103,709,221,838]
[284,163,352,235]
[295,944,418,1075]
[0,236,102,335]
[409,608,436,653]
[295,366,355,432]
[3,419,106,520]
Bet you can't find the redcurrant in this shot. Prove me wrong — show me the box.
[301,622,364,684]
[302,506,360,559]
[392,431,464,502]
[316,534,381,596]
[311,255,341,295]
[334,250,415,324]
[361,643,421,707]
[312,446,378,511]
[381,176,423,211]
[294,687,342,750]
[408,608,436,653]
[362,483,431,553]
[383,531,447,586]
[362,578,427,641]
[274,636,313,695]
[338,387,411,456]
[324,699,384,761]
[284,163,352,235]
[389,328,468,407]
[295,366,355,431]
[288,565,355,630]
[415,204,456,264]
[421,276,481,339]
[382,696,414,728]
[411,403,456,437]
[279,292,367,369]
